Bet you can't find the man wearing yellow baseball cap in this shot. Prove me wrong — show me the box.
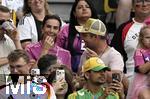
[68,57,124,99]
[82,56,110,73]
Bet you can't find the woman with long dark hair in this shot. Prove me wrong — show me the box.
[56,0,98,72]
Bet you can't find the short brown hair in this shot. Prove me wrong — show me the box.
[7,49,30,63]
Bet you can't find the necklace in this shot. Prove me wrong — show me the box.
[99,45,109,58]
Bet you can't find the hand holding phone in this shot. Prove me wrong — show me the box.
[56,69,65,81]
[112,73,121,82]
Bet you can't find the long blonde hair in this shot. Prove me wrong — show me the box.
[23,0,52,15]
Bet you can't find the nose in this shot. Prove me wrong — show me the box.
[49,27,54,33]
[13,68,19,73]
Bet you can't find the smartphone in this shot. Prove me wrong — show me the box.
[31,68,40,76]
[81,40,86,51]
[56,69,65,81]
[112,73,121,82]
[2,20,14,32]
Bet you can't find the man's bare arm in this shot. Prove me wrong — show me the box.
[0,57,8,67]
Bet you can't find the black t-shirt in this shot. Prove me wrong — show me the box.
[33,16,43,41]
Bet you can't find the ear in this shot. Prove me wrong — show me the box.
[73,11,77,18]
[28,59,36,70]
[41,28,44,34]
[84,72,89,79]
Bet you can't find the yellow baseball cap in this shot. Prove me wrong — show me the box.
[82,57,110,72]
[75,18,106,36]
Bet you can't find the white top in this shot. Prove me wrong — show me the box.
[124,18,144,79]
[79,47,124,72]
[0,34,16,85]
[17,13,38,43]
[2,0,24,11]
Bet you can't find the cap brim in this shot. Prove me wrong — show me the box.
[91,66,110,72]
[75,26,89,33]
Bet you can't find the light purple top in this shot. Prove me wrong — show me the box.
[25,41,71,69]
[56,24,82,52]
[56,24,84,72]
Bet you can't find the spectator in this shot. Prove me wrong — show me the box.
[68,57,124,99]
[0,5,22,86]
[111,0,150,82]
[26,15,71,69]
[48,65,74,99]
[0,49,56,99]
[127,25,150,99]
[56,0,98,72]
[37,54,74,99]
[77,18,124,73]
[17,0,52,49]
[37,54,58,79]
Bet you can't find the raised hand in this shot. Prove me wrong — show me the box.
[42,36,54,51]
[85,47,98,59]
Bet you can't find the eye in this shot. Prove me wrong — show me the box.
[77,6,82,9]
[85,5,90,8]
[16,65,23,68]
[54,26,59,30]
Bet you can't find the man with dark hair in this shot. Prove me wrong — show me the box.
[37,54,58,78]
[68,57,124,99]
[26,15,71,70]
[0,5,22,86]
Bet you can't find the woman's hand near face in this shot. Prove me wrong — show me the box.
[40,36,54,57]
[43,36,54,50]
